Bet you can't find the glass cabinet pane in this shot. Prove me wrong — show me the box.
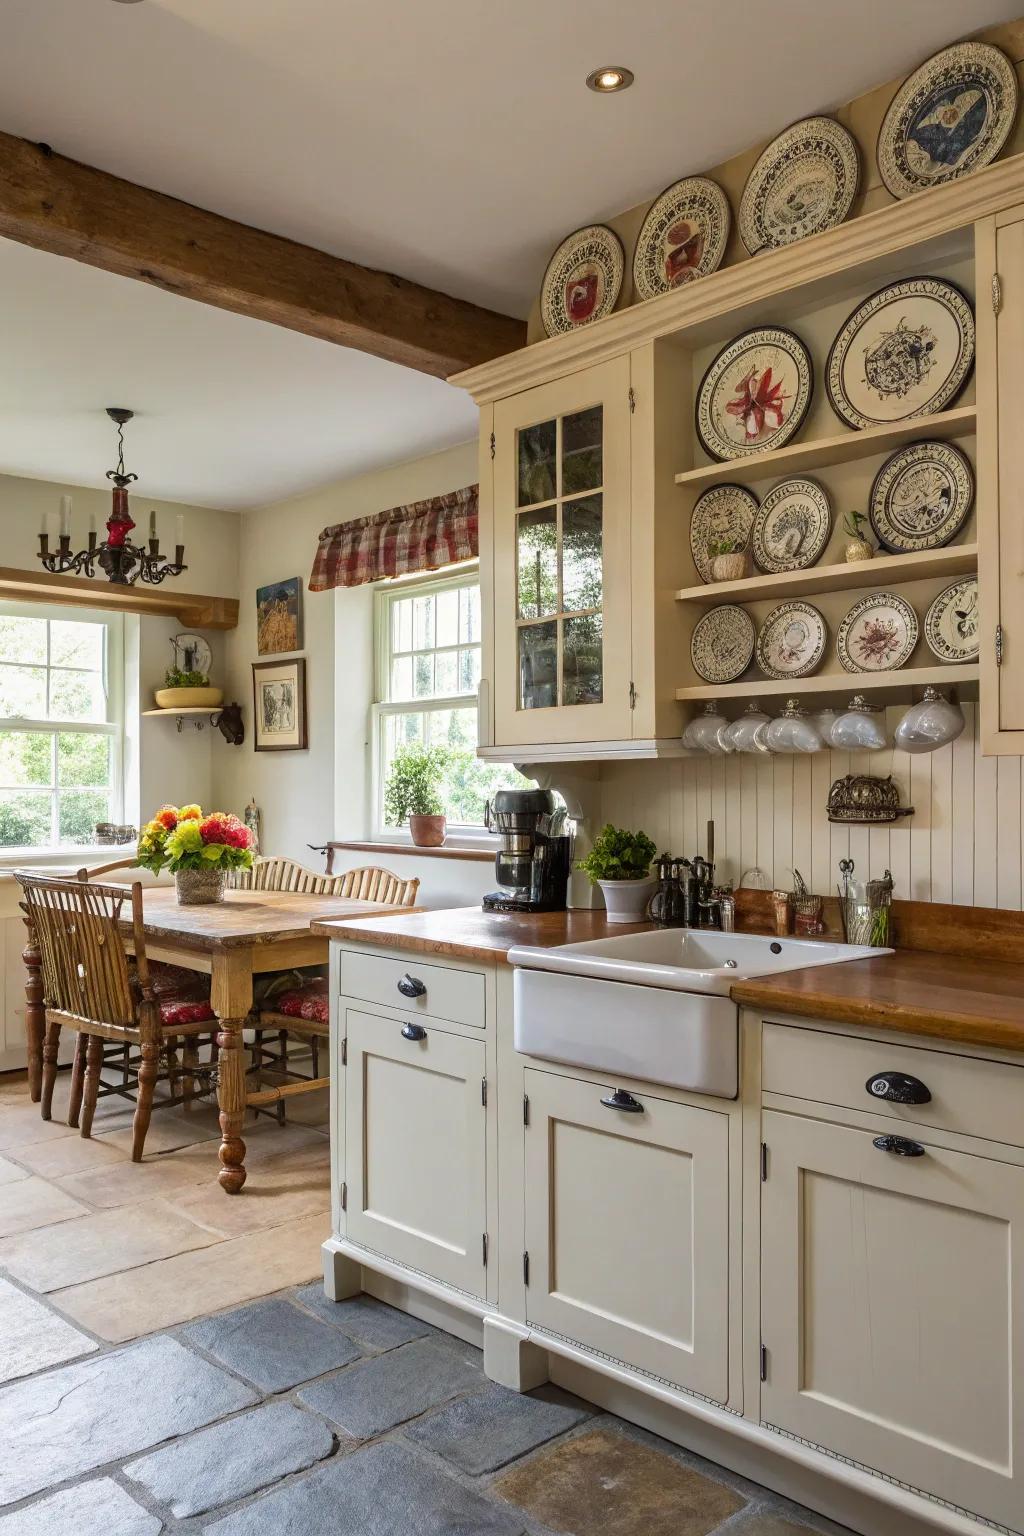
[517,419,557,507]
[561,495,602,614]
[561,406,603,495]
[517,508,558,619]
[562,613,603,706]
[518,622,558,710]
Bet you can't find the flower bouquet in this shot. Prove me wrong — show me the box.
[136,804,254,905]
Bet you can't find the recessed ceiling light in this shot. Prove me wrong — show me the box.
[586,66,634,94]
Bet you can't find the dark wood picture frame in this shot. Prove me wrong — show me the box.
[252,657,308,751]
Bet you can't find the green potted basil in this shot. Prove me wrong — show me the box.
[384,744,450,847]
[577,823,658,923]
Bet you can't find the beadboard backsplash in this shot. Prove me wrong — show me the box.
[598,703,1024,911]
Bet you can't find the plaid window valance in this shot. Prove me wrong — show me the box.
[309,484,479,591]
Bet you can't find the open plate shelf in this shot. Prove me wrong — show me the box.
[674,543,978,606]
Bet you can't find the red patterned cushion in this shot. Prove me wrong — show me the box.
[159,998,216,1027]
[272,990,309,1018]
[298,994,329,1023]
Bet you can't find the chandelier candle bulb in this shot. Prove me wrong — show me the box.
[59,495,72,538]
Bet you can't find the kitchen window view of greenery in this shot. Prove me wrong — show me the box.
[0,606,122,850]
[377,574,525,830]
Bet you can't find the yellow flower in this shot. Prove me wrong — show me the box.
[178,804,202,821]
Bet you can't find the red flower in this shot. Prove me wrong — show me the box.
[155,806,178,831]
[725,366,789,442]
[199,813,251,850]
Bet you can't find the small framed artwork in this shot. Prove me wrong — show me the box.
[252,659,307,751]
[256,576,303,655]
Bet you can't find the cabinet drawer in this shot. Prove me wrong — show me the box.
[763,1022,1024,1147]
[339,948,485,1029]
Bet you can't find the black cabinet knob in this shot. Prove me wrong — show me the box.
[872,1134,926,1157]
[397,974,426,999]
[865,1071,931,1105]
[600,1088,644,1114]
[401,1022,427,1042]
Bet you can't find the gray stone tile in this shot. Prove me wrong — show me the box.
[0,1477,161,1536]
[405,1382,590,1474]
[206,1439,526,1536]
[182,1296,361,1391]
[124,1400,336,1518]
[297,1335,485,1438]
[292,1285,432,1351]
[0,1275,96,1385]
[0,1334,257,1508]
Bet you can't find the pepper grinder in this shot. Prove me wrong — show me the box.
[648,855,687,927]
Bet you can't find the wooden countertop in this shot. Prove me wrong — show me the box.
[310,905,651,959]
[136,889,406,950]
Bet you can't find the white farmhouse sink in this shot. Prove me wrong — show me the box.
[510,928,888,1099]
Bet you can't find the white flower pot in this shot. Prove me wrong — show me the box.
[598,875,656,924]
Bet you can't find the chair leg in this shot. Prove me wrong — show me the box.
[311,1035,320,1077]
[252,1028,264,1074]
[165,1034,180,1098]
[40,1017,61,1121]
[80,1035,104,1139]
[182,1038,197,1104]
[131,1040,159,1161]
[67,1031,87,1129]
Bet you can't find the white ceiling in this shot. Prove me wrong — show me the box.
[0,237,478,509]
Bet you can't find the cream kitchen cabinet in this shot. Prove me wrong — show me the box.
[343,1006,488,1297]
[522,1066,731,1401]
[760,1107,1024,1532]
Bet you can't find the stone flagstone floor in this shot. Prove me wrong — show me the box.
[0,1068,853,1535]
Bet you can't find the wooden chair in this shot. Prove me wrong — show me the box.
[15,872,217,1159]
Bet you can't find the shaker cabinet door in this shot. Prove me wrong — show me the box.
[760,1109,1024,1531]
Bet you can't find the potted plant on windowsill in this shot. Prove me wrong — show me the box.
[135,804,253,903]
[384,744,450,848]
[577,823,658,923]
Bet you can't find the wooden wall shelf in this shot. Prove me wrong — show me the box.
[675,663,979,703]
[674,544,978,607]
[0,566,239,630]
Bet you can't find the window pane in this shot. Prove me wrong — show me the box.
[0,731,53,786]
[562,406,603,495]
[518,622,558,710]
[59,789,110,845]
[0,666,46,719]
[562,494,603,613]
[562,612,603,705]
[392,597,413,654]
[459,585,480,645]
[517,508,558,620]
[48,669,105,722]
[434,650,458,697]
[435,588,458,648]
[413,594,435,650]
[458,648,481,695]
[58,732,110,788]
[518,419,557,507]
[0,789,52,848]
[0,616,46,666]
[50,620,103,670]
[390,655,413,701]
[413,653,434,698]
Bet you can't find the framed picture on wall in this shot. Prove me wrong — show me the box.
[256,576,303,654]
[252,658,308,751]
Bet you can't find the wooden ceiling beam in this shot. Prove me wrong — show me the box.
[0,132,525,378]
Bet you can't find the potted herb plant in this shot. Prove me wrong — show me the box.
[708,536,751,583]
[842,510,874,564]
[154,665,224,711]
[577,823,658,923]
[135,804,253,904]
[384,744,449,848]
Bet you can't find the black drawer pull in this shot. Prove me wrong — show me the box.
[600,1089,644,1114]
[873,1134,925,1157]
[397,974,427,999]
[866,1071,931,1105]
[401,1022,427,1042]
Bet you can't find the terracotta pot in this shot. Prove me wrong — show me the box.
[409,814,447,848]
[175,867,225,905]
[844,538,874,564]
[710,551,750,583]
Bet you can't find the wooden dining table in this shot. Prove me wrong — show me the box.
[23,886,404,1195]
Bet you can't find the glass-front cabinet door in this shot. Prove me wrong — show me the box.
[492,356,632,745]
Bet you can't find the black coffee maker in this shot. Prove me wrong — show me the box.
[482,789,572,913]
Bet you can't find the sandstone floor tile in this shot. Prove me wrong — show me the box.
[51,1211,328,1341]
[166,1145,329,1238]
[0,1334,257,1507]
[0,1198,220,1292]
[725,1510,847,1535]
[124,1400,336,1518]
[206,1440,525,1536]
[0,1073,28,1097]
[298,1335,485,1439]
[0,1156,29,1186]
[292,1286,432,1352]
[0,1175,90,1237]
[97,1114,220,1156]
[0,1106,77,1151]
[0,1275,97,1385]
[493,1426,745,1536]
[0,1476,161,1536]
[405,1382,590,1474]
[10,1132,125,1179]
[183,1295,361,1391]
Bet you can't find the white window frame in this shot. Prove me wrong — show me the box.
[0,601,126,863]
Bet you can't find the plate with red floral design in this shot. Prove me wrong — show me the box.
[695,327,813,461]
[836,591,919,673]
[633,176,731,300]
[540,224,624,336]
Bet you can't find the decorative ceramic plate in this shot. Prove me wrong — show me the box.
[825,276,975,430]
[739,116,860,254]
[755,601,827,679]
[868,439,974,553]
[836,591,919,673]
[924,576,979,662]
[690,483,759,584]
[633,177,731,300]
[877,41,1018,199]
[691,605,756,684]
[696,327,813,461]
[540,225,624,336]
[752,478,832,573]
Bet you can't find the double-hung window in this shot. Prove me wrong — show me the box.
[0,604,124,851]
